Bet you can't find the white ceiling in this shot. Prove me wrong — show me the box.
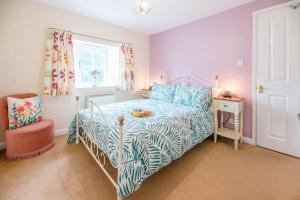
[35,0,255,35]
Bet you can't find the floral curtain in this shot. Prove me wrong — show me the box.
[118,44,135,91]
[43,30,74,96]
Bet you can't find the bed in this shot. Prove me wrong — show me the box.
[68,75,216,199]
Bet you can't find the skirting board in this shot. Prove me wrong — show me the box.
[55,128,68,136]
[0,128,68,150]
[0,131,253,150]
[243,136,254,145]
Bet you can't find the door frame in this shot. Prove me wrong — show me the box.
[252,0,300,145]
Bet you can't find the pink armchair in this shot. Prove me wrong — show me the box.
[0,93,55,160]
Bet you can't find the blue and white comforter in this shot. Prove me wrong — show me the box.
[68,99,213,198]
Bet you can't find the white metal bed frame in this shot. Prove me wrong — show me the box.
[75,75,218,200]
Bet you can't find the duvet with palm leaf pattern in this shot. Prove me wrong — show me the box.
[68,99,213,198]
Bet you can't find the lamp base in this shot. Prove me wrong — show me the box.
[223,91,232,98]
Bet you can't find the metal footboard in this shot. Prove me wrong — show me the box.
[75,96,124,200]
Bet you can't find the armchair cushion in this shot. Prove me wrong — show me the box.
[0,93,36,132]
[7,96,43,129]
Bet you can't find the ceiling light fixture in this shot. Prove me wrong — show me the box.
[135,0,151,16]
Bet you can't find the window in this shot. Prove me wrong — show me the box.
[73,40,119,88]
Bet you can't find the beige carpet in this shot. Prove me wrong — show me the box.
[1,135,300,200]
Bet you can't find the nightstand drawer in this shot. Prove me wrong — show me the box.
[219,101,235,112]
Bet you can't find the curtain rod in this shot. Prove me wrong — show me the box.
[48,27,133,45]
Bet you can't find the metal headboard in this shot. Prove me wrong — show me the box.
[167,74,221,98]
[167,74,214,88]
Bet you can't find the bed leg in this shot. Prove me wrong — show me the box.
[76,96,80,144]
[117,116,124,200]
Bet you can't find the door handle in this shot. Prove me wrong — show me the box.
[257,85,264,93]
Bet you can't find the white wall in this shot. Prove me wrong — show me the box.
[0,0,149,143]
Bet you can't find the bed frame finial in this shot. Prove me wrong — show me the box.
[75,96,80,144]
[118,116,125,126]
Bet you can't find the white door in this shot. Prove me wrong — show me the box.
[255,2,300,157]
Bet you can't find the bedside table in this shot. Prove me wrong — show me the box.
[213,97,244,150]
[141,89,151,99]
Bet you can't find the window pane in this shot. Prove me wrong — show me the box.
[74,40,119,88]
[94,52,105,67]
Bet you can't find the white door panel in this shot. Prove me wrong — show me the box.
[269,95,288,140]
[256,4,300,158]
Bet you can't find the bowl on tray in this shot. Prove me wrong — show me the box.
[132,109,154,118]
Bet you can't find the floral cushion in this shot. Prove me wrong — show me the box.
[8,96,43,129]
[173,84,193,106]
[149,83,177,103]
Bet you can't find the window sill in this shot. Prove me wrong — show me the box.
[75,85,116,90]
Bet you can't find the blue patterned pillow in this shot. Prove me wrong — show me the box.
[173,84,193,106]
[191,87,212,111]
[173,84,212,110]
[149,83,177,103]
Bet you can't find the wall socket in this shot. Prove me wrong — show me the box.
[236,59,244,67]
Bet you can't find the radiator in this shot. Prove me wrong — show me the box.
[85,93,116,108]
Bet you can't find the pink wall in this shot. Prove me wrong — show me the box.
[150,0,289,138]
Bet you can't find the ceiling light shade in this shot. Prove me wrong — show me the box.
[135,0,151,16]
